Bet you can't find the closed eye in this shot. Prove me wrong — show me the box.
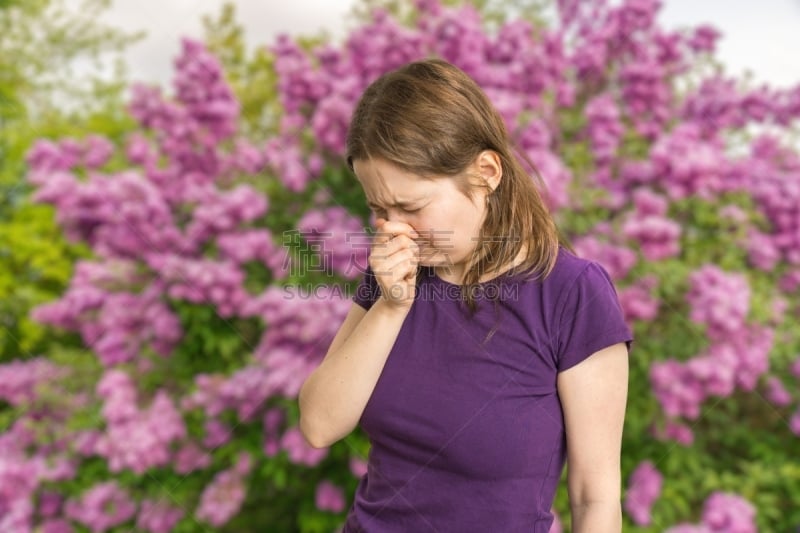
[369,205,423,216]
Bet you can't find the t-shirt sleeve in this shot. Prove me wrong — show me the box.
[352,264,382,311]
[554,261,633,372]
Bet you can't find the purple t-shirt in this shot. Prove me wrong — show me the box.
[342,247,633,532]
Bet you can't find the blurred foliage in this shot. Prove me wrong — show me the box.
[353,0,550,29]
[0,0,141,116]
[0,0,138,361]
[202,3,281,139]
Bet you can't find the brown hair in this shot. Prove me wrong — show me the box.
[346,58,562,317]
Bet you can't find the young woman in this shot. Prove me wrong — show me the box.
[298,58,633,532]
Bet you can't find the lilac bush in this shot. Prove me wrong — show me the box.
[3,0,800,530]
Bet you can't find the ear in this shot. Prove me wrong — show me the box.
[474,150,503,192]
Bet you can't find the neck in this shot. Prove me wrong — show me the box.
[433,245,528,285]
[433,264,465,285]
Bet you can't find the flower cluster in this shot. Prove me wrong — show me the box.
[147,254,250,318]
[263,134,323,191]
[0,357,66,406]
[93,370,186,474]
[737,135,800,266]
[571,234,638,281]
[195,453,252,527]
[31,261,182,365]
[617,275,660,322]
[217,229,290,279]
[63,482,137,533]
[584,94,624,166]
[646,124,727,200]
[183,283,351,430]
[26,135,112,178]
[666,492,757,532]
[297,206,370,280]
[624,461,663,526]
[650,324,773,423]
[622,188,681,261]
[135,499,185,533]
[252,285,352,398]
[315,480,346,513]
[686,265,750,341]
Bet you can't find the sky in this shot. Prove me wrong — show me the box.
[90,0,800,90]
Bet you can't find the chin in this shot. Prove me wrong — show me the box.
[417,246,455,266]
[419,255,451,268]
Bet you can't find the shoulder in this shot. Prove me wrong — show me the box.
[536,246,603,295]
[520,246,621,322]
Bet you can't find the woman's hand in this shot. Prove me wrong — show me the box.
[370,218,420,312]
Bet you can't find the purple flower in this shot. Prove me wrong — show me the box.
[349,456,368,478]
[585,93,624,165]
[94,373,186,474]
[790,408,800,437]
[83,135,114,168]
[195,454,251,527]
[548,509,563,533]
[64,482,137,533]
[686,265,750,341]
[281,426,329,467]
[790,356,800,379]
[653,420,694,446]
[624,461,663,526]
[297,206,370,280]
[622,212,681,261]
[618,276,660,322]
[572,236,638,281]
[315,480,346,513]
[687,25,721,53]
[136,499,184,533]
[650,360,704,419]
[40,519,74,533]
[0,358,66,406]
[203,419,232,449]
[764,376,792,407]
[174,442,212,475]
[701,492,757,532]
[746,229,780,271]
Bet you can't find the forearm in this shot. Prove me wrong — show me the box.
[299,298,409,448]
[570,500,622,533]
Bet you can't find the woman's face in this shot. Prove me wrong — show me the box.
[352,157,493,283]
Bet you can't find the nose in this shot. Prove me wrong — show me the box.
[385,210,421,240]
[385,209,409,225]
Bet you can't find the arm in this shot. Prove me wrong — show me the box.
[300,218,420,448]
[298,299,410,448]
[557,342,629,532]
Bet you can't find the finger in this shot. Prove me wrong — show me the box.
[371,245,417,277]
[384,220,419,238]
[372,218,392,245]
[403,262,421,281]
[374,243,418,269]
[376,220,419,240]
[382,253,419,282]
[373,228,413,248]
[379,234,420,259]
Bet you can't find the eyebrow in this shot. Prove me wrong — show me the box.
[367,199,421,209]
